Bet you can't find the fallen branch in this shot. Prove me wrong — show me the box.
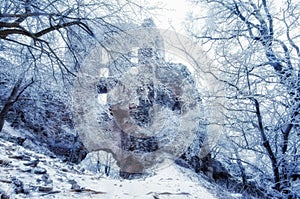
[40,190,61,196]
[147,191,190,196]
[0,179,12,183]
[70,188,106,194]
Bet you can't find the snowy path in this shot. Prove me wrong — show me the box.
[0,125,217,199]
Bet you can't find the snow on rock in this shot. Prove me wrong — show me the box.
[0,126,218,199]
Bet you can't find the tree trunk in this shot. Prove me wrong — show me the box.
[0,77,33,132]
[252,98,281,191]
[0,101,14,132]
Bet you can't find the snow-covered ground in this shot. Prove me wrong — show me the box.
[0,123,231,199]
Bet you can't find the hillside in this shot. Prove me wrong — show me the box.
[0,123,239,199]
[0,140,217,199]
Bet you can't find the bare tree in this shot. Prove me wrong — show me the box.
[0,0,144,131]
[187,0,300,197]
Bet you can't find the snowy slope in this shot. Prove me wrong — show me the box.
[0,125,219,199]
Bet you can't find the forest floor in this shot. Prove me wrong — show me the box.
[0,123,239,199]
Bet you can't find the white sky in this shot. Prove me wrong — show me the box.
[143,0,191,33]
